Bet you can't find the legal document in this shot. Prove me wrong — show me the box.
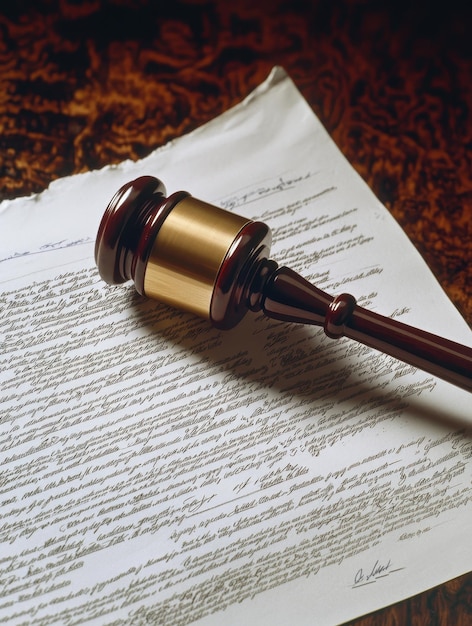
[1,67,471,626]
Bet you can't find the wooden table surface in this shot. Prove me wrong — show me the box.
[1,1,470,624]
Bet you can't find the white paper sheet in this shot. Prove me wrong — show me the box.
[1,67,471,626]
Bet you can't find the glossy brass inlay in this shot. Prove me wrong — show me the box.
[144,197,250,317]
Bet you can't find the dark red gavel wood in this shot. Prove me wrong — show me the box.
[95,177,472,393]
[260,266,472,392]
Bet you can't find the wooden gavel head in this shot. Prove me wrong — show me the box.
[95,176,277,329]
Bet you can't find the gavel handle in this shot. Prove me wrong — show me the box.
[260,267,472,392]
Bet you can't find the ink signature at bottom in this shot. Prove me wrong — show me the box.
[353,559,404,588]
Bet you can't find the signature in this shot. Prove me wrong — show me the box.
[353,558,403,588]
[0,237,93,264]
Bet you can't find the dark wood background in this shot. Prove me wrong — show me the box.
[1,1,470,624]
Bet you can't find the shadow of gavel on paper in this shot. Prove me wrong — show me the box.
[95,176,472,392]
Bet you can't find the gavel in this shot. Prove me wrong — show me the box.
[95,176,472,392]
